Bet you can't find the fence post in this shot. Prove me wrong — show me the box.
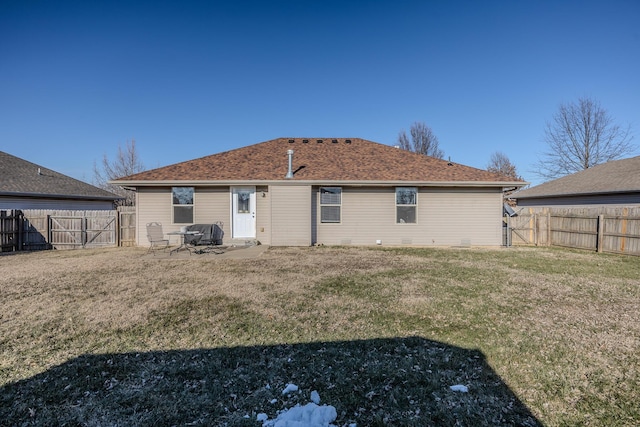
[0,210,5,252]
[17,210,24,251]
[596,214,604,253]
[546,211,551,246]
[116,211,121,247]
[83,216,88,248]
[47,215,52,246]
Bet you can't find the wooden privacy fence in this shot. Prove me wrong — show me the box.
[0,208,136,252]
[508,206,640,256]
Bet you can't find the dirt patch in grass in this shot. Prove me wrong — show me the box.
[1,245,639,426]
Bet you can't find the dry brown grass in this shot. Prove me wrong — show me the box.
[1,245,639,426]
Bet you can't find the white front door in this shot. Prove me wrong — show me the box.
[232,186,256,239]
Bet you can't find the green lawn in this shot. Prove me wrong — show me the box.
[1,245,639,426]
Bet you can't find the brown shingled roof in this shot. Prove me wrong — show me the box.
[114,138,524,185]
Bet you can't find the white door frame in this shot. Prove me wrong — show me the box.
[231,186,256,239]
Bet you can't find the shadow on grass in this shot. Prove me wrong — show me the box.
[1,337,541,426]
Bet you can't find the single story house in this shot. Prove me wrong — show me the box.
[112,137,527,247]
[0,151,120,210]
[514,156,640,207]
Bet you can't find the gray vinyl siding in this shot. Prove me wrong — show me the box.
[0,196,114,210]
[270,185,311,246]
[517,192,640,207]
[314,187,503,246]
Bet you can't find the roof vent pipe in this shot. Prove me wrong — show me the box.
[285,149,294,179]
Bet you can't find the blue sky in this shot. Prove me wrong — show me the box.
[2,0,639,186]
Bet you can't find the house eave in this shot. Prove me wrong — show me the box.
[515,189,640,200]
[111,179,528,188]
[0,191,121,201]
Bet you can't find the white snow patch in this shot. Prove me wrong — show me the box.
[261,402,337,427]
[258,386,339,427]
[282,383,299,395]
[449,384,469,393]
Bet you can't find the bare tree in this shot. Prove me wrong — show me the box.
[487,151,522,180]
[93,139,145,206]
[534,97,634,180]
[397,121,444,159]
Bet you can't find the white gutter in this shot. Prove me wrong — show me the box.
[110,179,529,188]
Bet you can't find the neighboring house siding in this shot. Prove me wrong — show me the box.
[271,185,311,246]
[517,193,640,207]
[0,197,113,210]
[314,187,502,246]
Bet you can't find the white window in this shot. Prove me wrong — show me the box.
[236,190,251,213]
[172,187,194,224]
[320,187,341,223]
[396,187,417,224]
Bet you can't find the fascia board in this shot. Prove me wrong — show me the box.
[515,189,640,199]
[111,179,529,188]
[0,191,121,201]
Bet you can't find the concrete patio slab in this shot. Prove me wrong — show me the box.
[143,244,269,260]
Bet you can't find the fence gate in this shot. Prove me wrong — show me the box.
[49,212,117,249]
[86,214,117,247]
[118,210,136,247]
[508,212,538,245]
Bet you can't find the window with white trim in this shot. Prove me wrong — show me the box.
[320,187,341,223]
[396,187,417,224]
[172,187,194,223]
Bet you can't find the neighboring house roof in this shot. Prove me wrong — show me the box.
[0,151,120,201]
[114,137,526,187]
[515,156,640,200]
